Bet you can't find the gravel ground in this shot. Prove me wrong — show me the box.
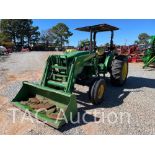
[0,51,155,135]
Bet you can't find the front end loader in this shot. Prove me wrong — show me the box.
[142,36,155,68]
[12,24,128,129]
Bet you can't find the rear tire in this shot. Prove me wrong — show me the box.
[110,55,128,86]
[88,78,106,104]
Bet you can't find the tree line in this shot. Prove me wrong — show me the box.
[0,19,152,51]
[0,20,73,51]
[40,23,73,50]
[78,33,151,48]
[0,19,40,49]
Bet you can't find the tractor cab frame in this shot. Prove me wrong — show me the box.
[76,24,119,52]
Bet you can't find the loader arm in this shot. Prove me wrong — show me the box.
[40,51,96,93]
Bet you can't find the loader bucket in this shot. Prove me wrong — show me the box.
[11,81,77,129]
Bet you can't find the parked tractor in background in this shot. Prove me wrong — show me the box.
[12,24,128,129]
[142,36,155,68]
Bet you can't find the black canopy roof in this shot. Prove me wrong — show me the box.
[75,24,119,32]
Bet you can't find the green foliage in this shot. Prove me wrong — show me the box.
[104,42,110,47]
[1,41,14,48]
[27,25,40,45]
[50,23,73,50]
[40,23,73,51]
[135,33,150,45]
[0,32,10,44]
[0,19,40,48]
[134,40,139,44]
[78,39,90,47]
[138,33,150,41]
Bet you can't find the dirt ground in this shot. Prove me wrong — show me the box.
[0,51,155,135]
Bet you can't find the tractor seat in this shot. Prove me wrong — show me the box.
[96,48,106,63]
[96,48,105,56]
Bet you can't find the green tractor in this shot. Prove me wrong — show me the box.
[12,24,128,129]
[142,36,155,68]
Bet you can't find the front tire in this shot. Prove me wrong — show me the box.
[88,78,106,104]
[110,55,128,86]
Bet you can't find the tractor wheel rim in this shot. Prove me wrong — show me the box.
[122,62,127,81]
[97,84,105,99]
